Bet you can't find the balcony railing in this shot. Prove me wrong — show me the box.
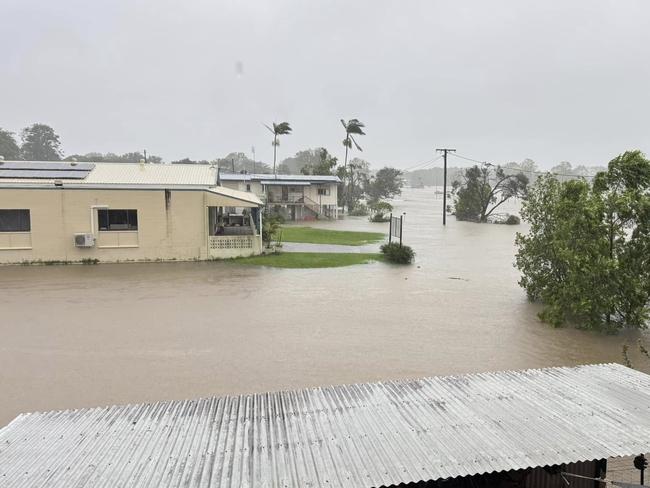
[267,194,304,204]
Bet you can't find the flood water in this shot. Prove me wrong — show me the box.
[0,188,644,426]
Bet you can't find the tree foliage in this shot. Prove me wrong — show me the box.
[216,152,268,173]
[515,150,650,331]
[20,123,63,161]
[0,128,21,160]
[452,164,528,222]
[265,121,292,175]
[365,167,403,203]
[65,151,163,164]
[171,157,210,165]
[340,119,366,209]
[337,158,370,209]
[299,148,338,176]
[368,201,392,222]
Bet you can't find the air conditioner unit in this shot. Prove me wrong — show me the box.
[74,233,95,248]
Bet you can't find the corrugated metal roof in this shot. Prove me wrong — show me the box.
[1,363,649,488]
[0,162,218,188]
[84,163,218,186]
[220,173,340,183]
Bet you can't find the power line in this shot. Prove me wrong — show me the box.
[402,154,443,172]
[450,152,598,179]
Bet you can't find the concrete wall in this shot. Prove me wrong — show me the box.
[0,187,260,264]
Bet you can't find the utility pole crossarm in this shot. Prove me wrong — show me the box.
[435,148,456,226]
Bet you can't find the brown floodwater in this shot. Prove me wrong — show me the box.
[0,188,645,426]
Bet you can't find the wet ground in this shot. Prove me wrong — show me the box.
[0,187,645,426]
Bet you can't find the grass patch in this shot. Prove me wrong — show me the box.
[279,226,385,246]
[232,252,384,268]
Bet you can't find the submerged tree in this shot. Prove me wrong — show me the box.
[20,123,63,161]
[515,150,650,331]
[265,122,292,175]
[452,164,528,222]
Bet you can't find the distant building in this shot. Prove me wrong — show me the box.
[0,161,263,264]
[220,173,340,220]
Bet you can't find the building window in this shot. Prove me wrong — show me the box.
[98,209,138,231]
[317,188,329,196]
[0,209,31,232]
[246,184,251,192]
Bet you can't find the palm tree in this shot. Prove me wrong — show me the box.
[341,119,366,210]
[264,122,292,175]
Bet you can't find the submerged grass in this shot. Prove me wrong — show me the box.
[279,226,385,246]
[232,252,384,268]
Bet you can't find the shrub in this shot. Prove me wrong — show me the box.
[368,201,393,222]
[262,215,284,248]
[505,214,521,225]
[348,204,369,216]
[370,214,390,223]
[380,242,415,264]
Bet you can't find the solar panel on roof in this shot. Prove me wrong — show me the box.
[0,161,95,171]
[0,169,92,179]
[0,162,95,179]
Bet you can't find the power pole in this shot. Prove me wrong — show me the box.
[251,146,256,174]
[436,148,456,226]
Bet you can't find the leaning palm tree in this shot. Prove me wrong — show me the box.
[341,119,366,210]
[264,122,292,175]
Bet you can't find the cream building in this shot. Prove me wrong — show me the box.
[219,173,340,220]
[0,161,263,264]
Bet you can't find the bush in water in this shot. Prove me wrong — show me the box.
[380,242,415,264]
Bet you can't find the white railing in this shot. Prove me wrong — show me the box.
[209,235,254,250]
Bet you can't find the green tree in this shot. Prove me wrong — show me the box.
[300,148,337,176]
[278,148,335,175]
[336,158,369,209]
[340,119,366,209]
[217,152,268,173]
[264,122,292,175]
[365,167,404,203]
[0,128,21,160]
[515,150,650,331]
[452,164,528,222]
[20,123,63,161]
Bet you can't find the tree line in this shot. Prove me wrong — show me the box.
[404,159,607,188]
[0,121,404,213]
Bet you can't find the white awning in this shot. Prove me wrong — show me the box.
[205,186,263,207]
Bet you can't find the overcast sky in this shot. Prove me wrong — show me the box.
[2,0,649,169]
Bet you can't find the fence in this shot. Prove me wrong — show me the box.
[388,213,404,246]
